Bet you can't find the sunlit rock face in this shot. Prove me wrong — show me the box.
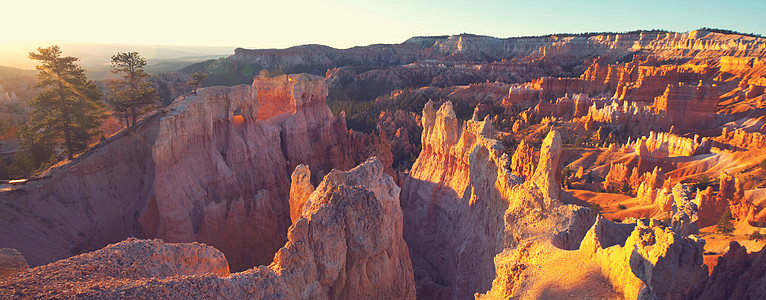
[401,101,512,299]
[401,102,593,299]
[0,158,416,300]
[0,74,393,273]
[479,217,708,299]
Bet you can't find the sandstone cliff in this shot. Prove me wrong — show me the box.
[480,217,707,299]
[0,158,416,299]
[401,101,511,299]
[401,102,594,299]
[689,242,766,299]
[0,74,393,273]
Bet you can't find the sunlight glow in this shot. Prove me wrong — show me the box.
[1,0,764,69]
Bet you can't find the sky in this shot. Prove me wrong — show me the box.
[1,0,764,68]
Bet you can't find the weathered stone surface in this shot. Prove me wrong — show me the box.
[289,164,314,223]
[0,249,27,277]
[509,139,535,180]
[690,242,766,300]
[529,129,563,204]
[653,83,719,130]
[480,217,708,299]
[402,101,596,298]
[0,74,393,273]
[402,101,512,299]
[0,158,415,300]
[0,239,230,297]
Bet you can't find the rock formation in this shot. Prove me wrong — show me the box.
[288,165,314,223]
[628,131,711,158]
[653,83,720,130]
[603,162,630,193]
[402,102,594,298]
[696,172,758,227]
[636,166,665,205]
[509,139,535,180]
[401,101,511,299]
[0,158,416,299]
[0,249,27,277]
[689,242,766,299]
[0,74,393,273]
[716,127,766,150]
[480,217,708,299]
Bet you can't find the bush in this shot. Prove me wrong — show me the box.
[618,204,627,210]
[692,175,714,190]
[750,230,764,240]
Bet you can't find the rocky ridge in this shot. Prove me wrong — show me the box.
[0,74,392,273]
[0,158,416,299]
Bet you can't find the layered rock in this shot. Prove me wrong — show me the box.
[696,172,758,226]
[583,100,673,136]
[585,219,707,299]
[716,127,766,150]
[653,83,719,130]
[689,242,766,299]
[603,162,630,193]
[402,103,594,298]
[0,74,393,273]
[0,239,230,297]
[628,131,711,158]
[288,165,314,223]
[480,217,708,299]
[401,101,511,299]
[0,158,416,299]
[0,249,27,277]
[509,139,535,180]
[636,167,666,205]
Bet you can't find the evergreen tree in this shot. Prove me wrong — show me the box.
[109,52,157,127]
[187,72,207,94]
[28,46,104,160]
[716,210,735,234]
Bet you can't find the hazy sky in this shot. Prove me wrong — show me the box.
[1,0,764,57]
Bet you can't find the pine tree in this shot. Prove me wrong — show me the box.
[187,72,207,94]
[716,210,735,234]
[28,46,105,160]
[109,52,157,127]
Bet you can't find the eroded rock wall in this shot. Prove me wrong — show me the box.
[0,74,393,273]
[0,158,416,300]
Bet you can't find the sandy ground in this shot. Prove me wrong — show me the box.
[568,189,653,221]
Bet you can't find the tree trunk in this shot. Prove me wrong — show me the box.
[63,114,73,160]
[130,107,137,127]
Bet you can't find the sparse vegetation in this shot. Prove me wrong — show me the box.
[187,72,207,94]
[691,175,715,191]
[561,166,572,189]
[28,45,104,160]
[108,52,158,127]
[716,210,735,234]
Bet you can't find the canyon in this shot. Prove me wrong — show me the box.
[2,28,766,299]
